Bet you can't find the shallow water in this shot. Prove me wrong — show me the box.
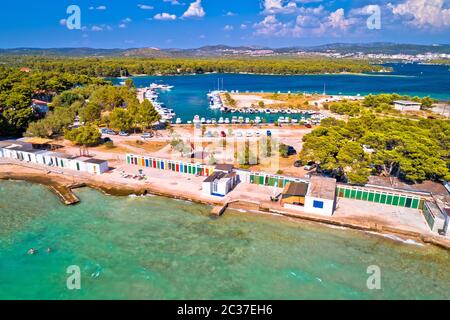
[110,63,450,122]
[0,180,449,300]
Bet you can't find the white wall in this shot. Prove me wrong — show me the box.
[202,182,211,195]
[99,162,109,174]
[304,196,335,216]
[394,104,421,112]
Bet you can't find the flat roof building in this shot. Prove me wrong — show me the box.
[202,171,238,197]
[393,100,422,112]
[304,176,337,216]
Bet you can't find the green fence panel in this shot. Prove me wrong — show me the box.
[392,196,400,206]
[412,198,419,209]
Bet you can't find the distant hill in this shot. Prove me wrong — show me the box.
[0,43,449,57]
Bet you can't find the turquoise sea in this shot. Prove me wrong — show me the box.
[1,180,449,300]
[111,63,450,122]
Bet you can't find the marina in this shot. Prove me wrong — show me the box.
[112,63,450,124]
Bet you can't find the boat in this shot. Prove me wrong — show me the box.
[150,83,174,90]
[245,118,250,124]
[218,117,224,124]
[175,118,182,124]
[224,118,230,124]
[193,115,201,124]
[265,109,271,114]
[201,117,206,124]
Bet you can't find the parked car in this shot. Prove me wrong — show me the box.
[305,124,312,129]
[119,131,130,136]
[246,131,253,137]
[107,130,117,135]
[304,163,316,171]
[102,137,112,143]
[266,130,272,137]
[254,131,261,137]
[235,132,243,138]
[294,160,303,168]
[220,131,227,138]
[141,132,154,139]
[100,128,109,134]
[287,146,297,156]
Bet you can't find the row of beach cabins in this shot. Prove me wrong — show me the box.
[125,153,449,235]
[0,140,109,175]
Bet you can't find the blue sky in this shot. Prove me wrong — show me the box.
[0,0,449,48]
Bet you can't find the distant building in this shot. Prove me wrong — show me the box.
[31,99,49,114]
[393,100,422,112]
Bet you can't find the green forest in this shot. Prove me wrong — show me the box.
[0,66,160,141]
[0,56,386,77]
[300,116,450,185]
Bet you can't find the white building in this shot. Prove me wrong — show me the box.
[83,158,109,175]
[304,176,337,216]
[394,100,422,112]
[202,164,238,197]
[0,141,109,175]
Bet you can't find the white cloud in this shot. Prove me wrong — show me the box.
[253,15,291,36]
[138,4,154,10]
[154,13,177,20]
[254,4,355,38]
[91,24,112,32]
[59,19,67,26]
[327,8,350,31]
[90,5,107,10]
[224,25,234,31]
[240,24,248,29]
[163,0,182,5]
[182,0,205,19]
[388,0,450,28]
[225,11,236,16]
[119,24,127,29]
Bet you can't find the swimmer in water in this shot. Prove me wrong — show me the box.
[46,248,52,253]
[27,248,37,255]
